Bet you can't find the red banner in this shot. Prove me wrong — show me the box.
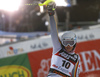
[76,39,100,77]
[28,39,100,77]
[28,48,52,77]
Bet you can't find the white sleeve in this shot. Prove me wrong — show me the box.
[49,16,62,54]
[72,56,80,77]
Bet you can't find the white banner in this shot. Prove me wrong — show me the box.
[0,28,100,58]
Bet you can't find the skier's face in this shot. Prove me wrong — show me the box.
[65,45,73,52]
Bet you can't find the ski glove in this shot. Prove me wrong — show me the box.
[47,2,56,16]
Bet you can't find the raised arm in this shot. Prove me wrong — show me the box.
[49,16,62,54]
[47,2,62,54]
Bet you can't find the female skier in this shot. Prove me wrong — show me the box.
[47,2,80,77]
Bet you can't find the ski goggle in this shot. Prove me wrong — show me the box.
[62,40,75,47]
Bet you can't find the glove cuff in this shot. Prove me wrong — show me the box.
[48,10,55,16]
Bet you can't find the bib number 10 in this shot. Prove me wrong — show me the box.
[62,60,71,69]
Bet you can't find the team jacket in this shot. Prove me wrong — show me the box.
[47,16,80,77]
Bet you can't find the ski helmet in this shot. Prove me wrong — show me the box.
[61,31,77,47]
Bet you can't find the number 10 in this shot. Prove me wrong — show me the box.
[62,60,70,69]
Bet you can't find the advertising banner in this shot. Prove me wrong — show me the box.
[0,35,52,59]
[0,54,33,77]
[76,39,100,77]
[0,28,100,59]
[28,48,52,77]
